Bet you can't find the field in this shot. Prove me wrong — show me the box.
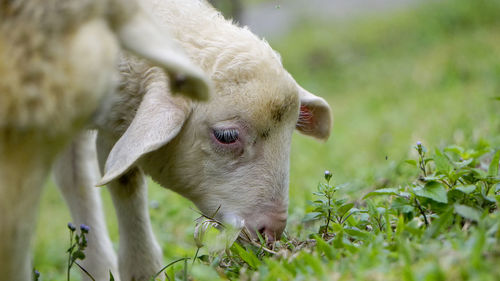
[33,0,500,280]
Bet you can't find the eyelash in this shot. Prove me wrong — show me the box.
[213,128,239,144]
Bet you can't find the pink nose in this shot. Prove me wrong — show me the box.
[255,213,287,242]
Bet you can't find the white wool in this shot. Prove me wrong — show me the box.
[143,0,284,81]
[0,0,211,280]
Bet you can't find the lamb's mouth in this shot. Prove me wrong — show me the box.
[193,210,280,254]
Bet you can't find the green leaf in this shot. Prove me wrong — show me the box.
[303,212,322,222]
[425,208,453,239]
[344,227,370,241]
[406,218,424,236]
[376,207,387,215]
[471,228,487,269]
[337,203,354,217]
[166,266,175,281]
[363,187,399,199]
[445,145,464,156]
[413,182,448,203]
[109,271,115,281]
[454,204,481,222]
[455,184,476,194]
[72,250,85,261]
[197,255,210,263]
[299,251,325,277]
[469,147,492,159]
[313,198,328,205]
[391,197,414,213]
[331,222,343,232]
[483,195,496,204]
[264,257,294,279]
[334,198,347,205]
[314,235,335,260]
[422,175,445,182]
[488,150,500,177]
[333,229,344,249]
[434,148,453,175]
[231,243,260,269]
[455,158,473,169]
[405,160,417,167]
[395,215,406,237]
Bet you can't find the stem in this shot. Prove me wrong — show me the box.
[341,212,354,225]
[485,182,492,196]
[414,198,429,226]
[378,215,384,231]
[249,240,278,255]
[324,194,332,238]
[419,155,427,177]
[440,180,453,189]
[183,258,188,281]
[482,182,494,209]
[192,247,200,266]
[67,231,74,281]
[75,262,96,281]
[150,258,190,281]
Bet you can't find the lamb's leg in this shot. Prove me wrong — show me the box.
[0,139,53,281]
[54,131,120,281]
[96,133,164,281]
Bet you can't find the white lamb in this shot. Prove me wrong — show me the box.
[0,0,211,280]
[54,0,333,280]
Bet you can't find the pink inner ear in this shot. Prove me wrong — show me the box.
[297,105,315,131]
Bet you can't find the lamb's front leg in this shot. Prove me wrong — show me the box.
[96,134,164,281]
[54,131,120,281]
[0,145,48,281]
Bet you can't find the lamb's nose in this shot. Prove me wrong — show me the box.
[257,213,287,242]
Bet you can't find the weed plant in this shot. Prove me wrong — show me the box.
[36,141,499,281]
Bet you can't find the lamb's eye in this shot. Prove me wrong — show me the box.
[213,128,239,144]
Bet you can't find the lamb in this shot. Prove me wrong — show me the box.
[54,0,333,280]
[0,1,212,280]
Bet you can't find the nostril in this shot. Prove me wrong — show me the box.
[255,226,279,243]
[256,226,275,242]
[258,227,266,237]
[265,228,279,243]
[249,213,287,242]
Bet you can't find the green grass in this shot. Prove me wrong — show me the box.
[33,0,500,280]
[282,0,500,208]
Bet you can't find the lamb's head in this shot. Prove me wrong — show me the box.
[100,44,331,242]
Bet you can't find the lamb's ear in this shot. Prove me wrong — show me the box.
[116,10,212,101]
[97,91,190,186]
[296,86,333,141]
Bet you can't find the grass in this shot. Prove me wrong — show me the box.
[33,0,500,280]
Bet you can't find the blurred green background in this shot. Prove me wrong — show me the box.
[34,0,500,279]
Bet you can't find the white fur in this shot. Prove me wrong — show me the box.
[54,132,119,280]
[0,0,211,280]
[56,1,332,281]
